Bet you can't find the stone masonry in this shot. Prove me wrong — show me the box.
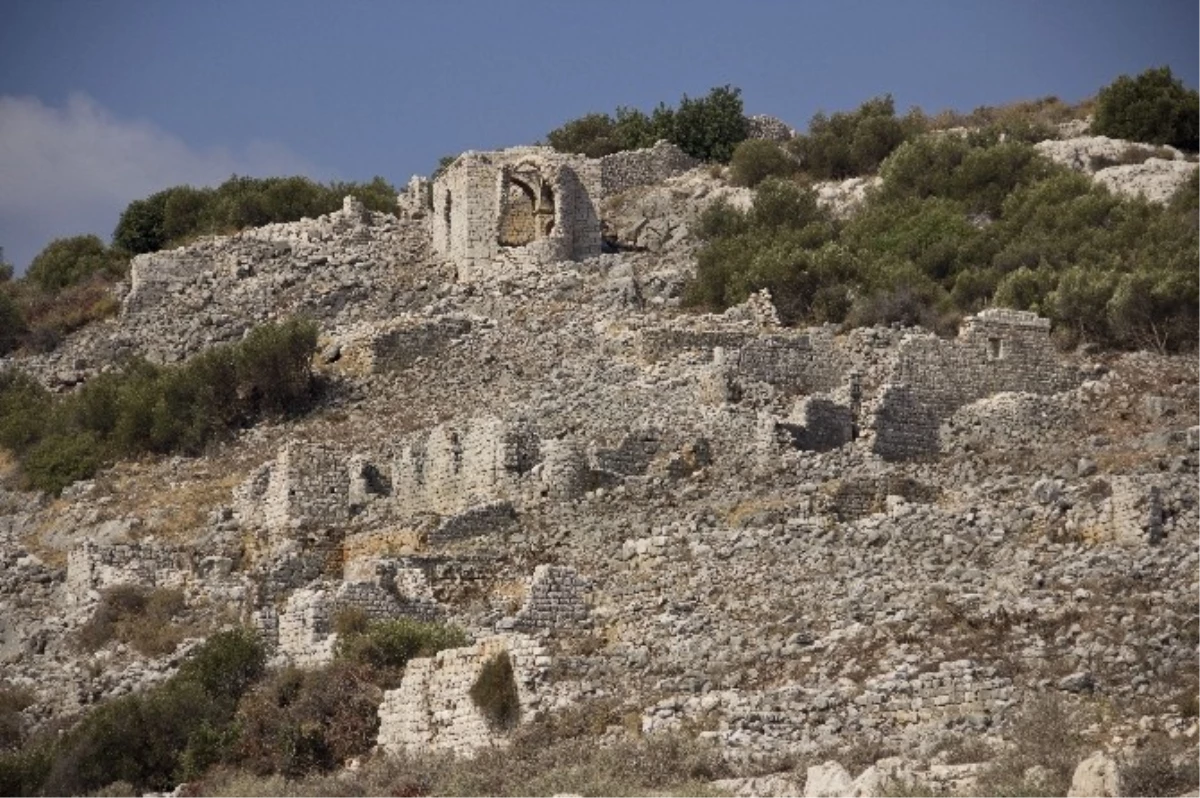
[390,415,539,518]
[431,148,602,277]
[66,542,191,606]
[506,565,590,632]
[376,633,549,756]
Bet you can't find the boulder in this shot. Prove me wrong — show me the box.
[805,761,854,797]
[1067,751,1123,797]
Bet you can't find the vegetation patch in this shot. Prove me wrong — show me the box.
[334,612,468,687]
[77,584,190,657]
[469,651,520,731]
[0,317,319,495]
[546,85,748,162]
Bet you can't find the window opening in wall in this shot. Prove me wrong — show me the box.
[443,191,452,229]
[988,336,1005,360]
[499,167,555,248]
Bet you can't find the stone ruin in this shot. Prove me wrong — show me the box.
[376,633,549,756]
[430,147,603,277]
[416,141,697,278]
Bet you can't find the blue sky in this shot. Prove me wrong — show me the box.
[1,0,1196,271]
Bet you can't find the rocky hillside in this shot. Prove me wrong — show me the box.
[0,118,1197,797]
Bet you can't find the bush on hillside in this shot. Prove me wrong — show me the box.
[669,85,749,162]
[78,585,189,657]
[546,85,747,163]
[1092,66,1199,151]
[787,95,924,179]
[728,139,799,187]
[25,235,127,292]
[232,662,381,779]
[17,629,268,796]
[877,134,1057,216]
[334,614,468,685]
[0,317,319,494]
[685,116,1197,351]
[113,175,399,256]
[0,291,26,355]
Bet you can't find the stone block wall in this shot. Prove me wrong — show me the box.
[857,660,1016,727]
[431,148,601,276]
[276,587,337,667]
[867,311,1078,461]
[261,442,350,533]
[367,316,473,373]
[599,141,699,197]
[508,565,590,632]
[66,542,191,606]
[428,501,518,547]
[869,383,941,461]
[390,415,539,518]
[590,429,661,477]
[1104,478,1164,544]
[787,397,855,452]
[376,634,548,756]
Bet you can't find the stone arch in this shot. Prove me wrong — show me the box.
[498,166,555,248]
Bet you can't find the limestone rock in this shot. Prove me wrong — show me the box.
[1067,751,1123,797]
[805,761,854,798]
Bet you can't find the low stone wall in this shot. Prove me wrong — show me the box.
[367,316,473,373]
[66,542,191,606]
[390,415,539,518]
[428,501,518,547]
[376,634,549,756]
[599,141,699,198]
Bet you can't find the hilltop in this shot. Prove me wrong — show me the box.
[0,78,1197,797]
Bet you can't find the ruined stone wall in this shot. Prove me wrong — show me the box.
[1103,477,1164,544]
[870,310,1078,461]
[390,416,539,518]
[599,141,699,198]
[276,587,337,667]
[366,316,473,373]
[787,397,855,452]
[428,501,518,547]
[857,660,1016,727]
[431,148,602,276]
[508,565,590,632]
[376,634,548,756]
[66,542,191,605]
[262,442,349,532]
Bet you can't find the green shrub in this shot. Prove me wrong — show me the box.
[878,134,1057,216]
[1092,66,1199,150]
[25,235,127,292]
[176,628,267,709]
[113,176,400,256]
[34,628,266,795]
[546,85,746,163]
[470,652,521,731]
[0,318,319,494]
[232,662,381,779]
[728,139,799,187]
[21,431,107,495]
[0,290,25,355]
[335,617,468,683]
[669,85,749,162]
[0,371,50,456]
[0,684,33,752]
[787,95,923,179]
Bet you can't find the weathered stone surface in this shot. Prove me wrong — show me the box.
[804,761,854,797]
[1067,751,1123,797]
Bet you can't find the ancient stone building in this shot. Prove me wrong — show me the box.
[431,147,602,276]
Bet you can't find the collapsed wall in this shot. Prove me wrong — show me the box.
[376,634,548,756]
[390,415,539,518]
[868,310,1080,461]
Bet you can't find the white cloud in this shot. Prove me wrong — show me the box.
[0,92,323,270]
